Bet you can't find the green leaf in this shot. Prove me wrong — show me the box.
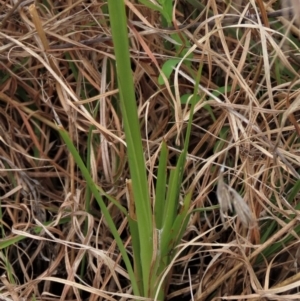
[169,191,192,254]
[57,126,139,295]
[155,141,169,229]
[0,236,25,249]
[160,153,185,257]
[213,126,229,153]
[108,0,153,297]
[158,59,181,85]
[180,94,199,105]
[162,0,172,24]
[128,216,143,293]
[0,217,71,249]
[138,0,165,18]
[258,179,300,262]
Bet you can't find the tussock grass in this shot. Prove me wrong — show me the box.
[1,0,300,300]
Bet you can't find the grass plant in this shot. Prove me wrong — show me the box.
[1,0,300,301]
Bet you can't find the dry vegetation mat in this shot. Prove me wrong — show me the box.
[1,0,300,300]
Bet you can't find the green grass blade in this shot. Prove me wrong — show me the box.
[107,1,153,296]
[138,0,162,11]
[163,190,192,264]
[80,125,94,281]
[128,217,143,293]
[287,179,300,203]
[155,141,168,229]
[0,236,25,249]
[160,154,184,255]
[57,125,139,296]
[170,191,192,249]
[258,179,300,263]
[0,217,71,249]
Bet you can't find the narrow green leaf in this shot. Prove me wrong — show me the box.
[57,126,139,295]
[138,0,164,14]
[108,0,153,296]
[213,127,229,153]
[162,0,172,24]
[0,217,71,249]
[258,179,300,262]
[160,153,185,257]
[173,192,192,243]
[128,217,143,293]
[155,141,168,229]
[287,179,300,203]
[166,191,192,259]
[0,236,25,249]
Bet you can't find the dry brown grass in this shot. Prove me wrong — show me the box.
[1,0,300,300]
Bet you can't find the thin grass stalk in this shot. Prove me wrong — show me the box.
[0,217,71,250]
[154,142,168,229]
[79,125,94,281]
[153,64,201,301]
[137,0,166,20]
[153,58,201,301]
[57,127,139,296]
[107,0,153,297]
